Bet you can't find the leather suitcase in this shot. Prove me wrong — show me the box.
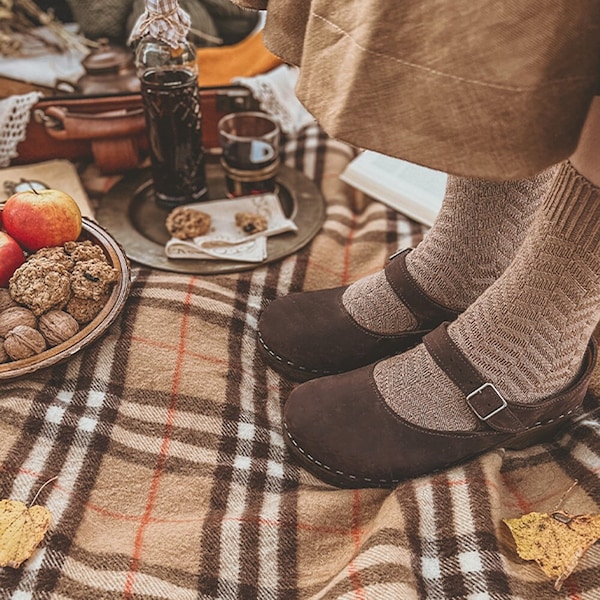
[13,86,260,174]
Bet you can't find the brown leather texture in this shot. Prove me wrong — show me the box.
[385,249,460,327]
[13,86,260,174]
[283,328,597,488]
[257,249,460,381]
[43,105,146,141]
[423,324,596,433]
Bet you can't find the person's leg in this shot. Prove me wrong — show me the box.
[259,170,557,380]
[384,159,600,427]
[344,171,556,330]
[282,100,600,488]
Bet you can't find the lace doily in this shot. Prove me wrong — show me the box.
[0,92,43,168]
[233,65,316,136]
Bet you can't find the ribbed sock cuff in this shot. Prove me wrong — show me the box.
[544,161,600,253]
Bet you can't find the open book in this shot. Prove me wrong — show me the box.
[340,150,447,227]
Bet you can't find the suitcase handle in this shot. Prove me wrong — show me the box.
[16,88,260,174]
[42,106,146,141]
[38,106,146,172]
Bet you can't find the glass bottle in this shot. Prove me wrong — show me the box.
[135,36,208,209]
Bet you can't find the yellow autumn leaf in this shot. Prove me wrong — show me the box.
[0,499,52,568]
[503,510,600,591]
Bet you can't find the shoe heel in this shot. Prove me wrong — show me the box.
[504,420,569,451]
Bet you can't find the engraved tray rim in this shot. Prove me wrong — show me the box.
[95,161,326,274]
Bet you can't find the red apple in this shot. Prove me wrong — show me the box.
[0,231,26,287]
[2,188,82,252]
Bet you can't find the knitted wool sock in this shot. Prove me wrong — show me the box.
[376,161,600,431]
[342,168,557,334]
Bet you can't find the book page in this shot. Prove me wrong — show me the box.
[340,151,447,227]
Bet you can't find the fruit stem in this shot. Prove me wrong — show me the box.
[29,476,58,507]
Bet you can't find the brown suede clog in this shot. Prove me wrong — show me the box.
[258,249,460,381]
[282,323,598,488]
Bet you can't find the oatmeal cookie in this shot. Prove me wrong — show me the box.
[28,246,75,272]
[9,261,71,316]
[66,293,109,324]
[165,207,212,240]
[235,212,268,234]
[64,240,107,263]
[70,259,118,301]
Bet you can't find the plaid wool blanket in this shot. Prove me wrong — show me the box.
[1,125,599,599]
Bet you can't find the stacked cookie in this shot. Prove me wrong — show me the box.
[0,241,117,362]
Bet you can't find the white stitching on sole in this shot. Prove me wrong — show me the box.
[283,409,577,486]
[258,331,336,376]
[284,422,398,485]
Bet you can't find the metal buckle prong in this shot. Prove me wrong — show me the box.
[466,383,507,421]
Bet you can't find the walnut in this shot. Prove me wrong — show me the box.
[0,307,37,338]
[38,310,80,347]
[0,339,7,364]
[4,325,46,360]
[0,289,17,312]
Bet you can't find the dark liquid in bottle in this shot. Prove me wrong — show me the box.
[222,140,278,197]
[141,68,208,208]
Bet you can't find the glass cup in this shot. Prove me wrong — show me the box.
[217,111,280,198]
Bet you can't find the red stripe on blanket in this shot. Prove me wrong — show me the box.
[123,277,197,597]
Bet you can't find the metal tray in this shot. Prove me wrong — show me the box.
[95,160,326,274]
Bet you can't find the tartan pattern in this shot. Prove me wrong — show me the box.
[0,125,599,599]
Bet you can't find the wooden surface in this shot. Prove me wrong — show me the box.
[0,76,53,99]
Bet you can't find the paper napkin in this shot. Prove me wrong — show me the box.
[164,193,297,262]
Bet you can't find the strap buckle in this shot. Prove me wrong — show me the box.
[466,383,507,421]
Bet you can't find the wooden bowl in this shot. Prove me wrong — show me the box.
[0,217,131,380]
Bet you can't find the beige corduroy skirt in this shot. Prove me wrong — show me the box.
[233,0,600,179]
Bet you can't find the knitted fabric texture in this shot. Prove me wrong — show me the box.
[67,0,135,41]
[343,168,557,334]
[377,161,600,431]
